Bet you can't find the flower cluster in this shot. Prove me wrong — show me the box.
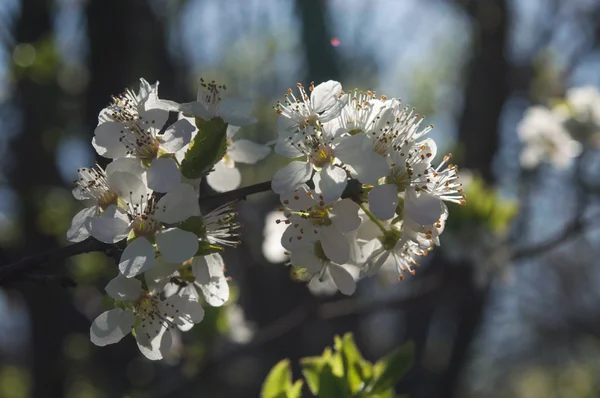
[68,78,264,359]
[517,85,600,170]
[270,81,465,295]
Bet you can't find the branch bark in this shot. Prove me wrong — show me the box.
[0,181,274,283]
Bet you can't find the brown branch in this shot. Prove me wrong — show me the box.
[0,181,274,283]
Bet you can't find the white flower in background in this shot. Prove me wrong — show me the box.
[93,78,195,193]
[518,105,581,169]
[146,254,230,308]
[206,125,271,192]
[178,78,257,126]
[275,80,346,135]
[88,183,201,277]
[279,185,360,265]
[290,242,357,295]
[67,158,148,243]
[553,85,600,147]
[262,210,289,263]
[89,275,204,360]
[225,304,255,344]
[563,85,600,124]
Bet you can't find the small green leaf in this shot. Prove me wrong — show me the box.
[316,363,348,398]
[301,355,328,395]
[261,359,293,398]
[336,333,372,393]
[180,117,228,179]
[179,215,207,236]
[369,341,415,394]
[287,380,303,398]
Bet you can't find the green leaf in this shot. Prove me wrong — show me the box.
[180,117,228,179]
[301,354,329,395]
[261,359,293,398]
[316,363,348,398]
[368,341,415,395]
[287,380,303,398]
[338,333,373,393]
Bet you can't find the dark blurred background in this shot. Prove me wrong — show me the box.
[2,0,600,397]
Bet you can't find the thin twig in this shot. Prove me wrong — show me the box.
[0,180,274,283]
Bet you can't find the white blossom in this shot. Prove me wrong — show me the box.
[518,105,581,169]
[93,78,195,193]
[279,185,360,265]
[88,183,201,277]
[89,275,204,360]
[67,158,148,243]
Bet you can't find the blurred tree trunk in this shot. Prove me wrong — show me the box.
[10,0,68,396]
[437,1,509,397]
[295,0,340,84]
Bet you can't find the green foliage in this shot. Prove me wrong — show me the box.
[447,176,518,234]
[180,117,228,179]
[261,359,303,398]
[262,333,414,398]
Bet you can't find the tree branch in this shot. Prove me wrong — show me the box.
[0,180,274,284]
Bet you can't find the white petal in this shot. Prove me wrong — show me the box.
[119,237,156,278]
[279,184,316,211]
[147,157,181,193]
[88,205,130,243]
[66,206,98,242]
[314,165,347,204]
[105,274,143,300]
[273,137,304,159]
[290,246,323,273]
[160,119,195,153]
[139,108,169,132]
[281,217,317,251]
[136,325,172,361]
[228,139,271,164]
[335,133,388,184]
[107,171,148,202]
[192,254,229,307]
[144,257,182,294]
[368,184,399,220]
[328,263,356,295]
[206,161,242,192]
[179,101,212,119]
[311,80,342,113]
[164,294,205,331]
[331,199,361,233]
[105,157,145,178]
[90,308,134,346]
[271,161,313,195]
[320,226,350,264]
[155,183,200,224]
[93,122,128,159]
[218,98,257,126]
[404,188,443,225]
[156,228,199,263]
[226,125,241,138]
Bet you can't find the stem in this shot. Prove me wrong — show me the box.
[0,180,275,283]
[359,203,388,234]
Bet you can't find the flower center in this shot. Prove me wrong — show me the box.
[129,195,162,237]
[307,206,332,227]
[379,228,402,251]
[74,164,119,209]
[310,144,334,168]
